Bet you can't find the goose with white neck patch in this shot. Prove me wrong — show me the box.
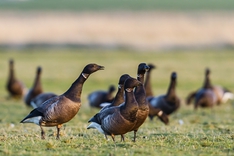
[148,72,180,115]
[20,63,104,139]
[87,77,141,142]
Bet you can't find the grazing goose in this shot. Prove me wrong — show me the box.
[129,63,150,142]
[24,66,43,107]
[30,92,57,108]
[100,74,130,110]
[6,59,26,99]
[186,68,218,109]
[144,63,169,124]
[88,85,116,108]
[21,63,104,139]
[87,77,141,142]
[148,72,180,115]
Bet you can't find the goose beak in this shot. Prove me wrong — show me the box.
[99,65,105,70]
[145,65,150,72]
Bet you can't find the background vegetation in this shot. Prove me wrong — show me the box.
[0,50,234,155]
[1,0,234,11]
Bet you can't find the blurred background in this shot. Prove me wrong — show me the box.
[0,0,234,51]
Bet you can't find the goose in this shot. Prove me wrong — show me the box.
[91,74,130,141]
[24,66,43,107]
[30,92,57,108]
[186,68,218,109]
[148,72,180,115]
[20,63,104,139]
[6,59,26,99]
[88,85,116,108]
[87,77,141,142]
[128,63,150,142]
[144,63,169,124]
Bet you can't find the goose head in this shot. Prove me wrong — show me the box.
[119,74,131,86]
[137,63,150,75]
[124,77,142,91]
[37,66,42,75]
[148,63,156,72]
[82,63,105,75]
[171,72,177,80]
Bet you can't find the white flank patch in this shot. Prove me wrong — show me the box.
[23,116,42,125]
[87,122,105,134]
[100,102,111,108]
[222,92,234,103]
[157,110,163,117]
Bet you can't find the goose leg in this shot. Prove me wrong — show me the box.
[133,130,137,142]
[120,134,125,142]
[110,134,115,142]
[40,125,45,140]
[56,124,62,140]
[104,134,108,140]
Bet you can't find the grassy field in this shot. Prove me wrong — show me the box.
[0,50,234,155]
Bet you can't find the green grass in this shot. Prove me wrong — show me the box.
[1,0,234,11]
[0,49,234,155]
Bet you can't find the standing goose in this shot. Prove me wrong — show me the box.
[24,66,43,107]
[187,68,217,109]
[148,72,180,115]
[21,63,104,139]
[6,59,26,99]
[87,77,141,142]
[129,63,149,142]
[93,74,130,141]
[187,68,234,106]
[144,63,169,124]
[88,85,116,108]
[30,92,57,108]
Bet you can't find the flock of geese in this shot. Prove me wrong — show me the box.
[6,59,234,142]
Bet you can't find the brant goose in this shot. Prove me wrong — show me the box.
[6,59,26,99]
[147,72,180,115]
[144,63,169,124]
[88,85,116,108]
[93,74,130,140]
[24,66,43,107]
[186,68,217,109]
[129,63,149,142]
[21,63,104,139]
[30,92,57,108]
[87,77,141,142]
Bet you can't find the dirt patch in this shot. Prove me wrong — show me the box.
[1,11,234,50]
